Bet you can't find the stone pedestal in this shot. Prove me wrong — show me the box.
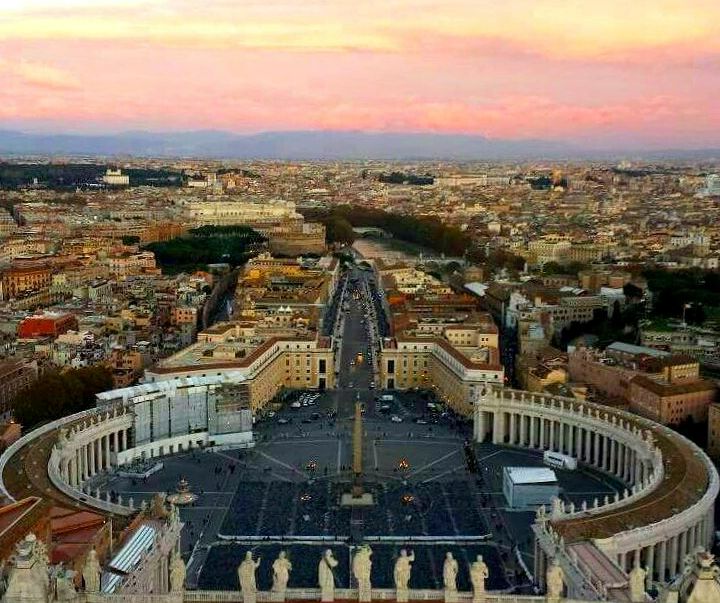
[358,585,371,602]
[341,492,375,506]
[396,587,409,603]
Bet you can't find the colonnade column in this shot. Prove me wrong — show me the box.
[104,435,111,469]
[593,432,600,467]
[529,417,536,448]
[74,449,81,485]
[89,439,96,477]
[657,539,667,583]
[82,445,89,481]
[539,418,545,449]
[576,427,583,460]
[510,413,517,445]
[492,412,502,444]
[646,545,655,588]
[585,428,592,463]
[669,535,679,577]
[564,423,571,455]
[120,428,127,452]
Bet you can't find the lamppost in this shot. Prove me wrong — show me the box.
[682,302,692,329]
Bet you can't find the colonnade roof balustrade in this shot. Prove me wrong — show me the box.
[484,388,714,543]
[551,421,710,542]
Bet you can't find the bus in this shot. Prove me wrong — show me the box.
[543,450,577,470]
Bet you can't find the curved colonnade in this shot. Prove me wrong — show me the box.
[48,407,135,515]
[474,387,718,596]
[0,374,255,518]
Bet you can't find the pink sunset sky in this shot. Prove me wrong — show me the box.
[1,0,719,148]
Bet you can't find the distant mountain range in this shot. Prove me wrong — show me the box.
[0,129,717,160]
[0,129,574,160]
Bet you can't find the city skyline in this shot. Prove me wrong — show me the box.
[1,0,719,149]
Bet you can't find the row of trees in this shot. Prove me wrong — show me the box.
[302,206,472,257]
[643,268,720,325]
[377,172,434,185]
[144,225,266,272]
[13,366,114,429]
[0,163,182,190]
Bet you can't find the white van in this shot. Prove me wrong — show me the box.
[543,450,577,470]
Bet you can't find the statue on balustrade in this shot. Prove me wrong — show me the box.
[394,549,415,602]
[4,534,50,603]
[169,550,186,593]
[353,545,373,602]
[53,564,77,602]
[271,551,292,598]
[443,552,459,602]
[318,549,339,602]
[629,565,647,603]
[82,548,102,594]
[239,551,261,603]
[546,558,565,600]
[470,555,489,603]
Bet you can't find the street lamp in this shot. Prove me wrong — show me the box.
[682,302,692,328]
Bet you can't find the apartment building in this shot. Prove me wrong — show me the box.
[380,295,504,415]
[0,262,52,301]
[145,328,335,411]
[569,342,717,423]
[0,360,38,419]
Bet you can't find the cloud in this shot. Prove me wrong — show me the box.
[1,0,718,59]
[0,59,80,90]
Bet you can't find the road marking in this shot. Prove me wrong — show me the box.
[336,440,343,474]
[407,448,460,477]
[421,464,466,483]
[477,450,504,462]
[373,440,378,469]
[256,451,305,476]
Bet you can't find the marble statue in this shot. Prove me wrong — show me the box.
[318,549,339,602]
[238,551,261,603]
[394,549,415,602]
[54,565,77,602]
[32,536,50,591]
[271,551,292,599]
[443,552,459,603]
[152,493,168,519]
[169,550,186,593]
[5,535,50,603]
[546,558,565,600]
[353,545,373,602]
[470,555,489,603]
[82,549,102,594]
[629,565,647,603]
[169,502,180,526]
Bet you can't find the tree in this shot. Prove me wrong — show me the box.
[13,366,113,429]
[623,282,643,300]
[325,216,356,244]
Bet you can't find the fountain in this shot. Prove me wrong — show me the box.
[166,477,198,506]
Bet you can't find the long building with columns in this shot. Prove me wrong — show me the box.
[474,387,718,599]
